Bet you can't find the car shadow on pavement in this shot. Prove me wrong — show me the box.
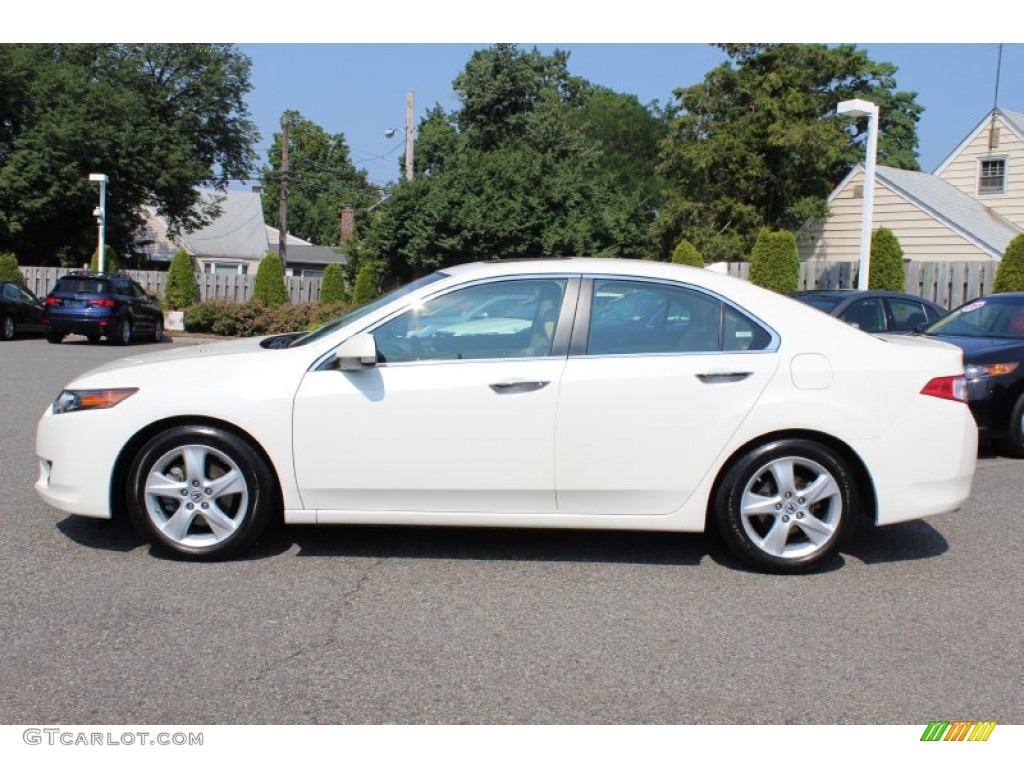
[55,514,949,570]
[843,519,949,565]
[285,525,713,567]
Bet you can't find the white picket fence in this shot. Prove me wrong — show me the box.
[18,260,999,310]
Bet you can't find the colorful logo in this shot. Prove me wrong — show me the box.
[921,721,997,742]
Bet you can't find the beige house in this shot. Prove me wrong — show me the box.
[800,108,1024,263]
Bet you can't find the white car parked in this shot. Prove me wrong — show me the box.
[35,258,977,574]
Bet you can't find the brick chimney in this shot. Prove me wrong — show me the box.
[339,206,355,245]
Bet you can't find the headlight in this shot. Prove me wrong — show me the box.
[964,362,1019,380]
[52,388,138,414]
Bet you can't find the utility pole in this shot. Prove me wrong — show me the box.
[404,91,414,182]
[278,113,290,269]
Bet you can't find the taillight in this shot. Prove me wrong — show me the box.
[921,375,968,402]
[87,298,117,307]
[45,296,60,306]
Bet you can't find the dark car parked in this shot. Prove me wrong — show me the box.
[1,280,45,341]
[920,292,1024,457]
[42,272,164,345]
[791,289,947,333]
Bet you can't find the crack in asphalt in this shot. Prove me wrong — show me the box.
[245,556,386,685]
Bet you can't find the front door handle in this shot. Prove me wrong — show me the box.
[695,371,753,384]
[489,380,550,394]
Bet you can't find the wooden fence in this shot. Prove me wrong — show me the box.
[18,260,999,310]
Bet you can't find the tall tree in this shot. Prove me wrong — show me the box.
[655,44,923,263]
[260,110,375,246]
[0,44,258,265]
[362,45,663,284]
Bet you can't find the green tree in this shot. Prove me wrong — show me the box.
[0,252,21,282]
[164,249,199,310]
[655,44,923,263]
[748,229,799,294]
[0,44,258,265]
[319,263,346,304]
[671,239,704,268]
[260,110,375,246]
[362,45,660,283]
[252,253,288,307]
[993,234,1024,293]
[351,260,380,306]
[868,227,905,291]
[89,245,119,273]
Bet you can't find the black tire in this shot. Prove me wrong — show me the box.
[996,395,1024,459]
[110,318,133,345]
[152,315,164,343]
[714,439,856,574]
[1,314,14,341]
[126,425,277,560]
[86,333,102,343]
[46,331,64,344]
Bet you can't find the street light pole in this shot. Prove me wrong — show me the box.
[837,99,879,291]
[88,173,109,273]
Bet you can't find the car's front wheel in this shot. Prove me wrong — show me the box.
[1,315,14,341]
[714,439,856,574]
[127,426,277,560]
[152,315,164,343]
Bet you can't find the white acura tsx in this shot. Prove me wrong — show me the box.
[36,258,977,574]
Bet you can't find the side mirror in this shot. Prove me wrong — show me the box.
[333,333,378,371]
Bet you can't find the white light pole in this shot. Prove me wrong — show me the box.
[837,99,879,291]
[88,173,109,273]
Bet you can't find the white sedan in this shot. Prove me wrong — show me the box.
[35,258,977,574]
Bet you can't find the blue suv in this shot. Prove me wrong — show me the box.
[43,272,164,345]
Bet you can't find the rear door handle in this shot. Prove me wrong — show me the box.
[489,380,550,394]
[695,371,753,384]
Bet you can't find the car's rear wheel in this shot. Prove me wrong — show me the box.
[86,333,101,343]
[1,315,14,341]
[127,426,276,560]
[111,318,133,345]
[45,331,64,344]
[714,439,856,574]
[997,394,1024,458]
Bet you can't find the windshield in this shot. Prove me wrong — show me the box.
[289,271,449,347]
[925,296,1024,339]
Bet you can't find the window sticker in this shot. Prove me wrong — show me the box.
[961,301,986,313]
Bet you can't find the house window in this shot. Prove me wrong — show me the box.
[209,262,243,275]
[979,159,1006,195]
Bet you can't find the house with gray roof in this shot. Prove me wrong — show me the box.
[134,189,348,276]
[800,107,1024,262]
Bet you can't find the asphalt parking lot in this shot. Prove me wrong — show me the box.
[1,336,1022,725]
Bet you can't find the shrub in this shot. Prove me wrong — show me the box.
[993,234,1024,293]
[252,253,288,307]
[748,229,799,294]
[319,263,347,304]
[165,250,199,310]
[310,300,353,330]
[0,252,21,282]
[351,261,380,306]
[670,239,704,268]
[89,245,119,273]
[868,228,905,292]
